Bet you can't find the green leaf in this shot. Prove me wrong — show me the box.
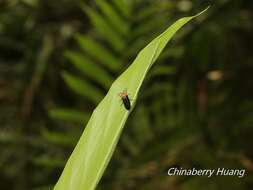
[75,34,121,72]
[135,4,162,21]
[95,0,129,36]
[65,51,114,88]
[49,108,90,124]
[82,4,125,51]
[62,71,104,104]
[33,156,66,168]
[132,16,167,38]
[112,0,131,19]
[41,128,78,147]
[54,8,209,190]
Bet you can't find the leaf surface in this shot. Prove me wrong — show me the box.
[54,8,209,190]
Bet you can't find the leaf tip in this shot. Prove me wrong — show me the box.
[195,6,210,17]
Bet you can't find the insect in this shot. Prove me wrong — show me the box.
[118,89,131,110]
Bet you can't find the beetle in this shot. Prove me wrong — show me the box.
[118,89,131,110]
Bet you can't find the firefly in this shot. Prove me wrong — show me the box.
[118,89,131,110]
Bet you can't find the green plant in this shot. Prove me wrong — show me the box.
[49,0,182,123]
[53,8,208,190]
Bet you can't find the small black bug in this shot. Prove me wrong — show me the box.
[118,90,131,110]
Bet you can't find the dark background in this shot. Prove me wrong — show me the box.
[0,0,252,189]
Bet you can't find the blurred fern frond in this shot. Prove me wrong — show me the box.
[49,1,181,189]
[50,0,178,124]
[49,1,236,190]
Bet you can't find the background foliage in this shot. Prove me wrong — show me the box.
[0,0,252,190]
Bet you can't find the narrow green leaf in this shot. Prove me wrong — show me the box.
[112,0,131,18]
[135,4,162,21]
[33,156,66,168]
[62,72,104,104]
[95,0,129,36]
[54,8,209,190]
[65,51,114,88]
[75,34,121,72]
[82,5,125,51]
[132,16,168,38]
[49,108,90,124]
[126,36,156,58]
[41,128,78,147]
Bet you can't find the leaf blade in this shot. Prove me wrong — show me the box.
[75,34,121,71]
[62,72,104,104]
[65,51,114,88]
[54,8,209,190]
